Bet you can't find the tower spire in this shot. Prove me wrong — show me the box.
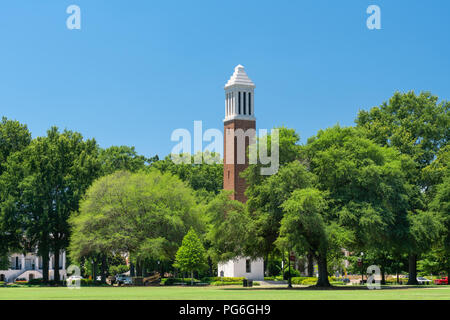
[224,65,256,122]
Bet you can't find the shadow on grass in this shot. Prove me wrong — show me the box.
[220,285,434,291]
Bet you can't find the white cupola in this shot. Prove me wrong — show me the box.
[224,65,256,122]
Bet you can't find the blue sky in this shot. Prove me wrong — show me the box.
[1,1,449,158]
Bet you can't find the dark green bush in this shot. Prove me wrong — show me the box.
[283,269,301,280]
[201,277,245,283]
[162,278,200,286]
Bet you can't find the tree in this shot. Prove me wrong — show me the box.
[242,127,306,272]
[174,228,208,285]
[429,174,450,282]
[69,170,202,277]
[205,191,257,263]
[303,125,414,285]
[356,91,449,284]
[0,117,31,258]
[152,152,223,196]
[0,117,32,176]
[98,145,148,175]
[1,127,100,282]
[279,188,335,287]
[244,160,316,271]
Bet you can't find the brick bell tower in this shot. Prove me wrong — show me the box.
[219,65,264,280]
[223,65,256,203]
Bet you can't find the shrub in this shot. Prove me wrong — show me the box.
[283,269,301,280]
[201,277,245,283]
[290,277,318,285]
[26,279,65,286]
[264,276,284,281]
[162,278,199,286]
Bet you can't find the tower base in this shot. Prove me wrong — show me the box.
[217,257,264,280]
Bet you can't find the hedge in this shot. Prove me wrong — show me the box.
[161,278,200,286]
[201,277,245,283]
[264,276,284,281]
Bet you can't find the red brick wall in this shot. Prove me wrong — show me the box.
[223,119,256,203]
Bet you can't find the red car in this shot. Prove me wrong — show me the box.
[434,277,448,285]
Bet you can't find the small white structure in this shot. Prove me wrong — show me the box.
[0,251,67,283]
[218,257,264,280]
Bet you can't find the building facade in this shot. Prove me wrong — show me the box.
[0,251,67,283]
[218,65,264,280]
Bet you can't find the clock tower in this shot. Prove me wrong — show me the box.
[219,65,264,280]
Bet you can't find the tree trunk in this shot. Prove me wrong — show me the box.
[41,247,50,284]
[130,261,135,277]
[381,265,386,285]
[93,258,97,281]
[316,253,331,287]
[407,254,418,285]
[191,270,194,286]
[307,252,314,277]
[264,253,269,276]
[136,260,142,277]
[54,250,60,283]
[447,267,450,286]
[101,254,107,283]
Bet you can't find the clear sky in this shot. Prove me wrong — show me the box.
[1,1,449,158]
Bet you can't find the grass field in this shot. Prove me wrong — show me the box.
[0,286,449,300]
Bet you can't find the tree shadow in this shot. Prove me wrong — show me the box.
[220,285,426,291]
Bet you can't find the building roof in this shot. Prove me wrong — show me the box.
[225,65,255,89]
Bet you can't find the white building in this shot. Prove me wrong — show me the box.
[218,258,264,281]
[0,251,67,283]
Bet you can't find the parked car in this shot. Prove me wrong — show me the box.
[115,274,132,285]
[417,277,432,285]
[434,277,448,285]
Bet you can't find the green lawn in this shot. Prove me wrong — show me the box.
[0,286,450,300]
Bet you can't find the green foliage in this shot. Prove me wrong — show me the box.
[205,191,257,262]
[0,117,31,255]
[201,277,245,283]
[356,91,449,170]
[290,277,318,285]
[245,160,316,258]
[0,117,31,175]
[161,278,199,286]
[1,126,100,281]
[283,268,301,279]
[109,265,129,276]
[152,152,223,196]
[69,170,202,267]
[174,228,208,275]
[98,145,148,175]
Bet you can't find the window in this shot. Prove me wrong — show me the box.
[248,92,252,115]
[238,92,241,114]
[243,92,247,115]
[227,170,230,180]
[15,257,19,270]
[246,259,251,273]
